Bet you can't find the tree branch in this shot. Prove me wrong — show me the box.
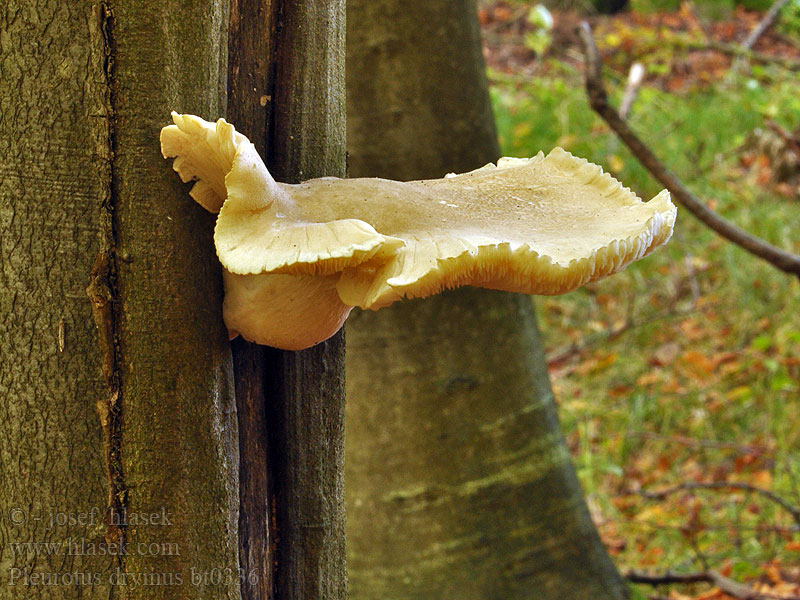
[634,481,800,526]
[626,431,769,456]
[577,22,800,281]
[619,62,645,120]
[684,39,800,71]
[626,569,800,600]
[742,0,791,51]
[766,119,800,160]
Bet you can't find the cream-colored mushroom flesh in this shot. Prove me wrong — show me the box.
[161,113,677,349]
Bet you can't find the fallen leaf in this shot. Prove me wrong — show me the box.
[751,469,772,488]
[637,370,662,386]
[679,318,706,341]
[681,349,716,375]
[651,342,681,366]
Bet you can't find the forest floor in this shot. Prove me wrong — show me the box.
[483,2,800,599]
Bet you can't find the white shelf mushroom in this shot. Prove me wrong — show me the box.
[161,113,677,350]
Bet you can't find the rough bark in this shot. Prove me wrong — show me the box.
[345,1,629,599]
[0,4,116,598]
[262,3,348,593]
[1,2,240,599]
[252,2,349,600]
[227,1,279,598]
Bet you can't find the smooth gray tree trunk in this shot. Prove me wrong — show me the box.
[345,1,629,599]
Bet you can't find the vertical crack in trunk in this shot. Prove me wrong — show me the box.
[227,1,284,596]
[86,1,128,582]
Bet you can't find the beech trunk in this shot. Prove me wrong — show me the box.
[1,2,239,599]
[228,1,348,599]
[2,1,348,599]
[345,1,629,599]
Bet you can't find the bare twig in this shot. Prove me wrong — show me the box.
[619,62,645,121]
[626,569,800,600]
[546,320,630,367]
[684,1,712,41]
[626,431,769,456]
[627,569,710,585]
[742,0,792,51]
[630,519,799,535]
[766,120,800,160]
[684,39,800,71]
[545,300,713,368]
[577,22,800,281]
[635,481,800,527]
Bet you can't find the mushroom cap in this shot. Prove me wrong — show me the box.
[160,113,247,213]
[161,113,677,348]
[283,155,675,308]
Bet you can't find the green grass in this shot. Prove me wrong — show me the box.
[490,60,800,580]
[631,0,777,15]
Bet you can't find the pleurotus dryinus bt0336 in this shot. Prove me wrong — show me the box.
[161,113,677,350]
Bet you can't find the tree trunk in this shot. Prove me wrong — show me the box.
[227,4,276,597]
[592,0,629,14]
[227,1,348,599]
[345,2,629,599]
[1,2,239,600]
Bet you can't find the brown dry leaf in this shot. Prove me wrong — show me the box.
[775,182,797,197]
[681,349,716,375]
[693,589,725,600]
[637,370,662,386]
[710,351,738,369]
[609,384,634,398]
[576,352,618,376]
[751,469,773,488]
[651,342,681,366]
[679,317,706,341]
[660,380,687,394]
[493,5,511,22]
[765,562,783,585]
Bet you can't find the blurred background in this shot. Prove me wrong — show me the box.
[482,0,800,594]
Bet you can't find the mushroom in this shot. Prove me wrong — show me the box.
[161,113,677,350]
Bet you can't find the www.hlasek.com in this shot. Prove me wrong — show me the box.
[9,537,179,558]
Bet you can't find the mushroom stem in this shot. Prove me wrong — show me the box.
[222,271,352,350]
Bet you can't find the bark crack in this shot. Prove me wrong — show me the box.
[86,1,127,584]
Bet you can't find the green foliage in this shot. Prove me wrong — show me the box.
[630,0,682,12]
[524,5,554,55]
[779,0,800,36]
[632,0,775,13]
